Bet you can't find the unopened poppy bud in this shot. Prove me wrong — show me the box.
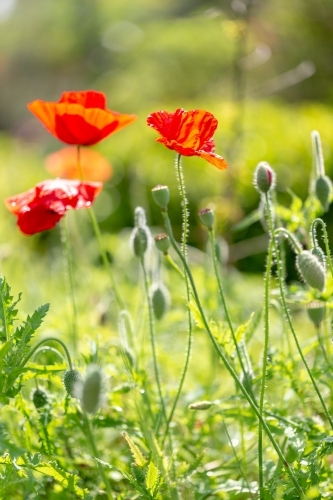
[81,367,103,414]
[63,369,83,398]
[198,208,215,229]
[131,226,149,258]
[189,400,215,410]
[254,162,276,194]
[315,176,332,211]
[296,250,326,292]
[151,284,170,320]
[306,301,326,327]
[152,185,170,208]
[154,233,170,254]
[311,246,326,266]
[32,388,49,409]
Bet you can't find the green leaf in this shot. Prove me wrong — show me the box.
[0,278,20,342]
[123,432,147,467]
[145,461,160,496]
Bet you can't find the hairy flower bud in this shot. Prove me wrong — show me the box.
[32,388,49,409]
[80,367,103,414]
[131,227,149,258]
[63,369,83,398]
[315,176,332,212]
[311,246,326,267]
[254,162,276,194]
[198,208,215,229]
[151,284,170,320]
[306,301,326,327]
[154,233,170,254]
[296,250,326,292]
[151,185,170,209]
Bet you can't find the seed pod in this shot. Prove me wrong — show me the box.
[311,246,326,267]
[131,226,149,258]
[151,185,170,209]
[306,301,326,327]
[198,208,214,229]
[154,233,170,254]
[151,284,170,320]
[189,401,215,410]
[254,162,276,194]
[63,369,83,398]
[81,367,103,414]
[32,388,49,409]
[315,176,332,211]
[296,250,326,292]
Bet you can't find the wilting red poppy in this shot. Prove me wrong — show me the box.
[28,90,137,146]
[45,147,112,182]
[5,179,102,235]
[147,108,228,170]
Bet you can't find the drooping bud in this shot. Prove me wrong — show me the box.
[151,185,170,209]
[306,301,326,328]
[198,208,215,229]
[296,250,326,292]
[151,284,170,320]
[154,233,170,254]
[254,162,276,194]
[63,369,83,398]
[315,176,332,212]
[80,367,103,414]
[32,388,49,409]
[189,400,215,410]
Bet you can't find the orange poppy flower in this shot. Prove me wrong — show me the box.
[28,90,137,146]
[45,147,112,182]
[5,179,102,235]
[147,108,228,170]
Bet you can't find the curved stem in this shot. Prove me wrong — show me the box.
[162,209,304,497]
[33,346,65,363]
[140,257,167,430]
[82,412,114,500]
[311,218,333,279]
[20,337,73,371]
[258,237,274,494]
[164,253,184,278]
[267,200,333,429]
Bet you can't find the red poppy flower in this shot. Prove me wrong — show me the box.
[5,179,102,235]
[147,108,228,170]
[45,147,112,182]
[28,90,137,146]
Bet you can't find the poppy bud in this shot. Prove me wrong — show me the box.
[154,233,170,254]
[131,226,149,258]
[151,284,170,320]
[296,250,326,292]
[152,185,170,209]
[198,208,215,229]
[306,301,326,327]
[32,388,49,409]
[189,400,215,410]
[63,369,83,398]
[315,176,332,212]
[254,162,276,194]
[80,367,103,414]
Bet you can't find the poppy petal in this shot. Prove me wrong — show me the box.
[17,205,64,235]
[59,91,106,109]
[196,150,228,170]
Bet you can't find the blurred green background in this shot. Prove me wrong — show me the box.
[1,0,333,273]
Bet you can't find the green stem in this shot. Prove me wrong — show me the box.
[267,201,333,429]
[164,253,184,278]
[76,146,124,310]
[162,209,304,497]
[61,218,78,353]
[20,337,73,371]
[208,228,248,382]
[311,218,333,279]
[82,412,114,500]
[162,154,193,445]
[258,237,274,495]
[140,257,167,431]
